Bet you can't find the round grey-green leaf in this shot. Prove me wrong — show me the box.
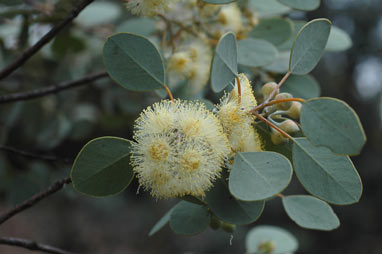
[249,0,291,18]
[103,33,165,91]
[205,179,264,225]
[71,137,134,197]
[301,98,366,155]
[278,21,307,50]
[293,138,362,205]
[211,32,238,92]
[237,38,278,68]
[246,225,298,254]
[289,19,331,75]
[250,18,293,46]
[116,18,156,36]
[149,206,175,236]
[282,195,340,231]
[277,0,320,10]
[169,201,210,235]
[263,51,290,73]
[229,152,293,201]
[280,74,320,99]
[326,26,352,52]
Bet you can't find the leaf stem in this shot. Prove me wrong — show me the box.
[263,71,291,104]
[236,76,241,104]
[163,85,174,101]
[251,97,305,113]
[252,112,293,140]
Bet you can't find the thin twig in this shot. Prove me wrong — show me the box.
[236,76,241,104]
[252,112,292,140]
[0,236,75,254]
[0,145,72,163]
[263,71,291,105]
[0,0,94,81]
[251,97,305,113]
[0,71,108,104]
[163,85,174,101]
[0,177,72,225]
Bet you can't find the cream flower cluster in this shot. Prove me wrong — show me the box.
[125,0,178,16]
[217,74,263,155]
[130,100,230,199]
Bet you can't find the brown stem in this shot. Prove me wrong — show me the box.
[252,112,293,140]
[0,177,72,225]
[0,236,76,254]
[276,193,284,198]
[0,71,108,104]
[263,71,291,104]
[163,85,174,101]
[251,98,305,113]
[0,145,72,163]
[0,0,94,81]
[236,76,241,104]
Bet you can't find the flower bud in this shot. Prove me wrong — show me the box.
[279,119,300,134]
[258,241,276,254]
[270,128,287,145]
[261,82,278,98]
[209,215,222,230]
[274,93,293,110]
[286,101,302,119]
[221,222,236,233]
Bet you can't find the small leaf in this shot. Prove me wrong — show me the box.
[116,18,156,36]
[71,137,134,197]
[169,201,210,235]
[289,19,331,75]
[237,38,278,67]
[103,33,165,91]
[293,138,362,205]
[211,32,238,92]
[326,26,352,52]
[149,206,175,236]
[229,152,293,201]
[300,97,366,155]
[250,17,293,46]
[205,179,264,225]
[203,0,236,3]
[248,0,291,18]
[246,225,298,254]
[280,74,320,99]
[282,195,340,231]
[278,0,320,11]
[76,2,121,27]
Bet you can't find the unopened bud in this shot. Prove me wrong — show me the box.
[221,222,236,233]
[270,128,287,145]
[274,93,293,110]
[279,119,300,134]
[286,101,302,119]
[261,82,278,98]
[209,215,222,230]
[258,240,276,254]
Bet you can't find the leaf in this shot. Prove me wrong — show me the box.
[300,98,366,155]
[237,38,278,67]
[292,138,362,205]
[280,74,320,99]
[282,195,340,231]
[289,19,331,75]
[169,201,210,235]
[277,0,320,11]
[246,225,298,254]
[263,51,290,73]
[103,33,165,91]
[149,206,175,236]
[229,152,293,201]
[278,21,307,50]
[203,0,236,3]
[116,18,157,36]
[326,26,352,52]
[71,137,134,197]
[250,17,293,46]
[76,2,121,27]
[205,179,264,225]
[248,0,291,18]
[211,32,238,92]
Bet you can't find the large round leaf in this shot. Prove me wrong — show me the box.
[250,18,293,46]
[211,32,238,92]
[229,152,293,201]
[278,21,307,50]
[289,19,331,75]
[71,137,134,197]
[169,201,210,235]
[205,180,264,225]
[292,138,362,205]
[237,38,278,68]
[278,0,320,10]
[103,33,165,91]
[246,225,298,254]
[326,26,352,52]
[264,51,290,73]
[282,195,340,231]
[301,98,366,155]
[280,74,320,99]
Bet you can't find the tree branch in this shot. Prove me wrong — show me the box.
[0,145,72,163]
[0,177,72,225]
[0,236,76,254]
[0,71,108,104]
[0,0,94,81]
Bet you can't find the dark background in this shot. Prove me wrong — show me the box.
[0,0,381,253]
